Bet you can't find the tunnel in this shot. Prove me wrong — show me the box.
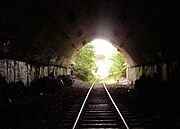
[1,0,180,128]
[1,0,180,85]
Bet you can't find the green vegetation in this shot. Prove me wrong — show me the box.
[72,43,98,82]
[108,51,127,81]
[72,43,127,83]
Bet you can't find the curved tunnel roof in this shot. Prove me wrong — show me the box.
[0,0,179,67]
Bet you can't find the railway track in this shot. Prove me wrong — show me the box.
[60,79,144,129]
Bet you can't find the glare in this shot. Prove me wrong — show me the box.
[91,39,116,78]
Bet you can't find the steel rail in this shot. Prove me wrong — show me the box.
[102,81,130,129]
[72,79,98,129]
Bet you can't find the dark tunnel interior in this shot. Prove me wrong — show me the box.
[1,0,180,129]
[1,0,180,83]
[0,0,179,66]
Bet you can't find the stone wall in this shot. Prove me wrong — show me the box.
[127,60,180,84]
[0,59,68,86]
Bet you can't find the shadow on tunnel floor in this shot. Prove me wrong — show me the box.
[118,74,180,129]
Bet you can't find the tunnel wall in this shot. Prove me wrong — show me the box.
[0,59,68,86]
[127,60,180,84]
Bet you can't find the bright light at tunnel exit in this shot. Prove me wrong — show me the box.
[91,39,117,78]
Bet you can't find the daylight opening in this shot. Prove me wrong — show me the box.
[72,39,127,83]
[91,39,116,79]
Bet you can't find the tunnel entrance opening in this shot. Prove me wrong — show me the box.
[91,39,117,79]
[72,39,128,84]
[91,39,128,84]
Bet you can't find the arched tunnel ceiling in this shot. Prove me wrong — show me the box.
[0,0,179,67]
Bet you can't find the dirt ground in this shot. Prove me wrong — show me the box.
[107,81,180,129]
[1,79,180,129]
[0,79,90,129]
